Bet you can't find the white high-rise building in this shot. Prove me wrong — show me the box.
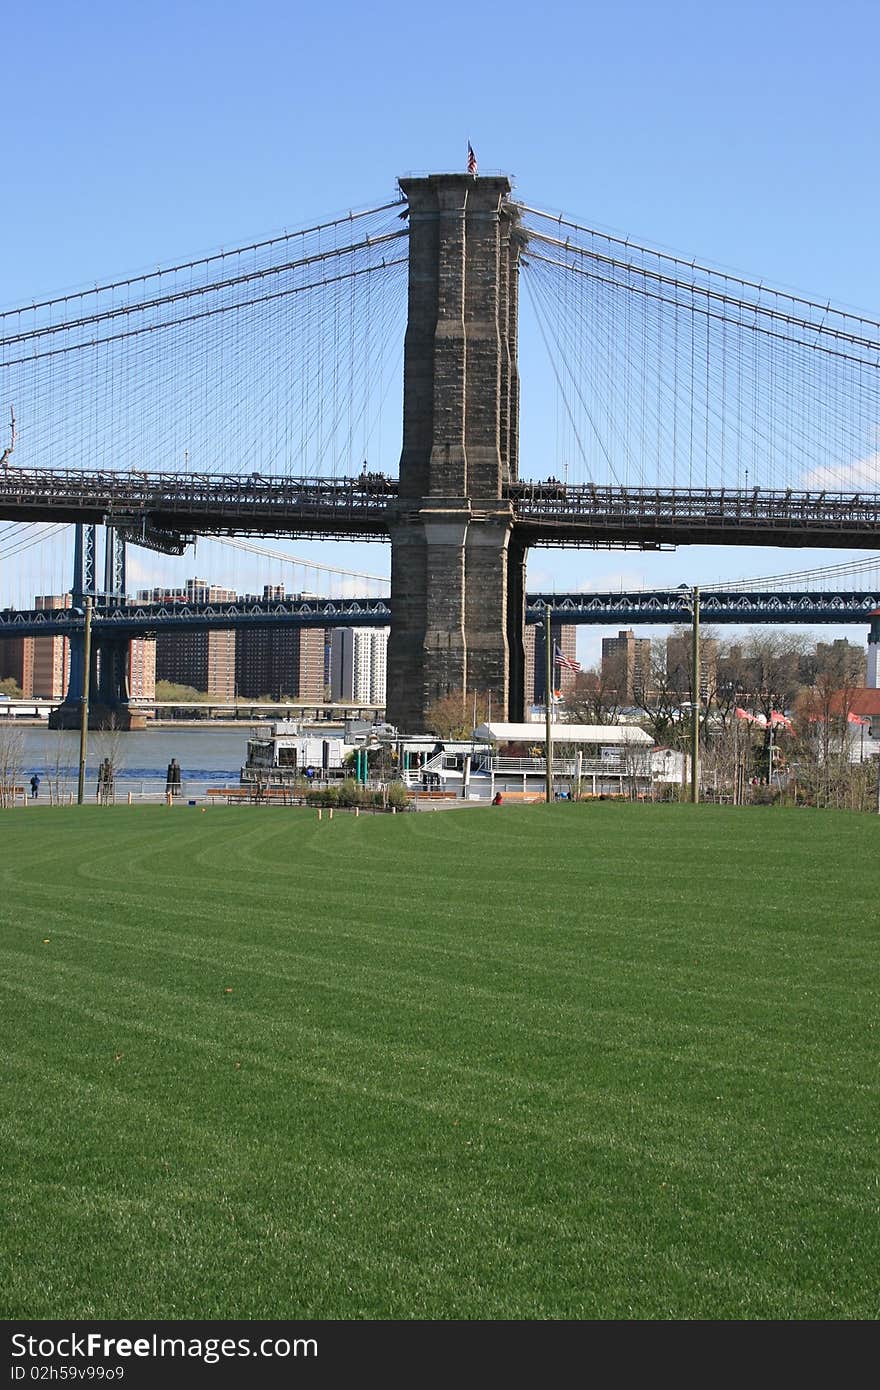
[329,628,388,706]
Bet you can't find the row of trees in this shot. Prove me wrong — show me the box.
[569,630,876,809]
[0,721,127,807]
[418,632,877,812]
[573,630,865,733]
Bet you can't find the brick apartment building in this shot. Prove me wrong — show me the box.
[235,625,326,701]
[600,629,652,705]
[525,623,579,704]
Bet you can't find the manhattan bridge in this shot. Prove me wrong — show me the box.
[1,171,879,727]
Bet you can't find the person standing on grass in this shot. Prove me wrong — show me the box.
[97,759,114,805]
[30,773,40,800]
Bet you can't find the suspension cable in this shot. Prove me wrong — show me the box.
[0,232,409,349]
[0,199,406,320]
[0,256,408,368]
[218,536,387,583]
[516,203,880,331]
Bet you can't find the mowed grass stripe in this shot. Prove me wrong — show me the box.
[2,803,878,1318]
[3,983,874,1202]
[5,952,874,1155]
[2,930,875,1107]
[4,1045,868,1321]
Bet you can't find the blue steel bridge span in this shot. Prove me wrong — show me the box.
[3,589,880,639]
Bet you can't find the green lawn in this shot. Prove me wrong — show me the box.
[1,802,877,1319]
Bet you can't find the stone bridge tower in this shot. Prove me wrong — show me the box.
[386,173,526,731]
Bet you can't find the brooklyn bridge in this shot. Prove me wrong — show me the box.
[1,172,879,727]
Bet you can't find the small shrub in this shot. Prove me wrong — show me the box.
[384,782,410,811]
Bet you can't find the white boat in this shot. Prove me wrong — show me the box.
[240,718,373,788]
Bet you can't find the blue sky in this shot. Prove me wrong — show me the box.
[4,0,880,664]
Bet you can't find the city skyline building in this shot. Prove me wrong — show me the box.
[235,625,326,702]
[666,633,719,701]
[128,637,156,700]
[601,629,652,705]
[32,596,72,700]
[155,629,237,700]
[329,627,388,706]
[525,623,579,704]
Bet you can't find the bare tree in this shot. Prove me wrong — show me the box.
[0,722,25,808]
[95,715,126,805]
[561,666,622,725]
[632,639,687,748]
[424,690,494,740]
[737,630,808,723]
[794,668,862,808]
[47,730,75,806]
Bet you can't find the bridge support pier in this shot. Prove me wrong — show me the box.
[49,633,143,729]
[387,173,525,731]
[389,509,524,729]
[50,522,143,728]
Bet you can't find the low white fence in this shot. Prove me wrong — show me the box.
[1,778,215,806]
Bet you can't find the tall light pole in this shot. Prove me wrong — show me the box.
[544,607,554,804]
[77,597,92,806]
[691,586,700,804]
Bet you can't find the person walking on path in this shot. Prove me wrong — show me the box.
[29,773,40,800]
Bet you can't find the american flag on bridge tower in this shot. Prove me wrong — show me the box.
[467,142,478,175]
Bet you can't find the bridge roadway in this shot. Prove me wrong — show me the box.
[3,589,879,638]
[2,467,880,550]
[0,698,384,720]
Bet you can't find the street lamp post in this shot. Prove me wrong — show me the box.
[544,607,554,804]
[691,586,700,804]
[77,597,93,806]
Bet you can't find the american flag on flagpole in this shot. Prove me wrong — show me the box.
[735,707,767,727]
[769,710,794,732]
[467,142,478,175]
[554,643,581,673]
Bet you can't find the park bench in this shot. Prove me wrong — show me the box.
[206,786,305,804]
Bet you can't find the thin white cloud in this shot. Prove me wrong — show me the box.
[526,561,649,593]
[801,451,880,491]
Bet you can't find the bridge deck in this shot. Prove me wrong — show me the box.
[2,591,878,637]
[1,469,879,550]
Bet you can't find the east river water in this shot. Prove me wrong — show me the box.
[8,724,255,801]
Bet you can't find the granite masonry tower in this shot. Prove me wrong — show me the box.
[386,173,526,731]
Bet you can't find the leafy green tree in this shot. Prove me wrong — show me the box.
[155,681,210,703]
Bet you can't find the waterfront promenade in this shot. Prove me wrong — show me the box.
[3,726,248,803]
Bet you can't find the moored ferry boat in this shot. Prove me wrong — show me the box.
[240,719,374,789]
